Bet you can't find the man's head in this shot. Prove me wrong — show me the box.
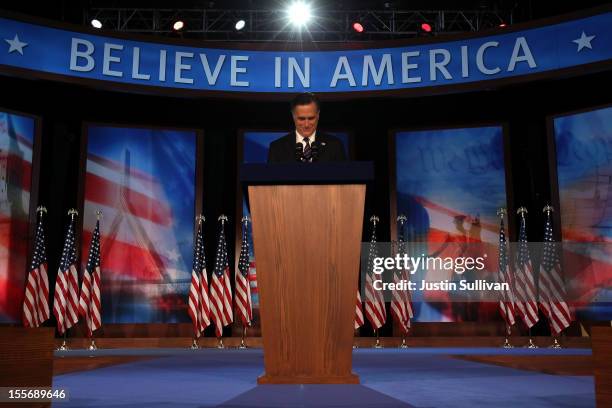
[291,92,320,138]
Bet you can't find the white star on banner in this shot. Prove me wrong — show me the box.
[5,34,28,55]
[572,31,595,52]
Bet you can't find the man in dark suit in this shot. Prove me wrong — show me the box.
[267,92,347,163]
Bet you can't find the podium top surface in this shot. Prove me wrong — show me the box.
[240,162,374,185]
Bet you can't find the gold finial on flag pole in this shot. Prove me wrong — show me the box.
[369,215,379,226]
[496,208,506,219]
[196,214,205,225]
[241,216,250,226]
[96,210,103,221]
[67,208,78,220]
[218,214,228,226]
[397,214,407,224]
[517,206,528,217]
[543,204,554,215]
[36,205,47,216]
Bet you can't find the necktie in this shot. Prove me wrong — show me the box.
[302,137,312,162]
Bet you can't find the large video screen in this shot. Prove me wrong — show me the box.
[83,125,197,323]
[553,106,612,320]
[0,111,36,323]
[394,126,507,322]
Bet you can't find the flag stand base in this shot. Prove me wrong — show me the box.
[87,339,97,351]
[239,326,248,349]
[502,338,514,348]
[525,338,539,348]
[399,337,408,349]
[374,338,383,349]
[190,339,199,350]
[57,340,69,351]
[216,338,225,349]
[549,338,562,349]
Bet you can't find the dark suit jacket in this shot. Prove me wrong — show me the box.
[267,132,347,163]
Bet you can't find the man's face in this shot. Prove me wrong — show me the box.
[292,102,319,138]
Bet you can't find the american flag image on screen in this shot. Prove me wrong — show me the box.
[82,126,196,323]
[0,112,35,323]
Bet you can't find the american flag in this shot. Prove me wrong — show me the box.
[497,216,516,328]
[390,218,413,334]
[355,290,364,330]
[187,218,211,337]
[235,219,253,326]
[78,218,102,337]
[539,208,572,335]
[53,212,80,334]
[22,209,50,327]
[513,211,539,328]
[364,217,386,330]
[209,217,233,337]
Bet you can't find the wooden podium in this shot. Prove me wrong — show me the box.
[241,163,372,384]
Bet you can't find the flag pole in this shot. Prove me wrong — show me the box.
[239,325,248,349]
[543,205,563,350]
[239,216,250,350]
[374,329,383,348]
[87,210,103,352]
[216,214,228,350]
[58,209,78,351]
[517,207,539,349]
[190,215,205,350]
[400,333,408,349]
[497,208,514,349]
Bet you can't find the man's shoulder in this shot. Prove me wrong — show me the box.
[269,133,294,148]
[317,133,344,150]
[317,132,342,144]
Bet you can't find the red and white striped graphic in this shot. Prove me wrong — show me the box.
[83,151,183,283]
[78,219,102,337]
[1,112,34,323]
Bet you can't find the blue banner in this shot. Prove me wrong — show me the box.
[1,11,611,94]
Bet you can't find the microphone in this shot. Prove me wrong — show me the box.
[295,143,304,162]
[311,141,320,162]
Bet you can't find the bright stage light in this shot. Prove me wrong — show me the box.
[91,19,102,29]
[287,1,312,27]
[173,20,184,31]
[235,20,246,31]
[352,22,364,33]
[421,23,432,33]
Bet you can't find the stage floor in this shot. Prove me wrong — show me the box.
[53,348,595,407]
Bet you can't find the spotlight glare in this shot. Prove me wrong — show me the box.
[499,22,507,28]
[421,23,432,32]
[173,20,184,31]
[235,20,246,31]
[91,19,102,29]
[352,22,364,33]
[287,1,312,27]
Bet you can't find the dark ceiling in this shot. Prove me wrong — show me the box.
[3,1,611,25]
